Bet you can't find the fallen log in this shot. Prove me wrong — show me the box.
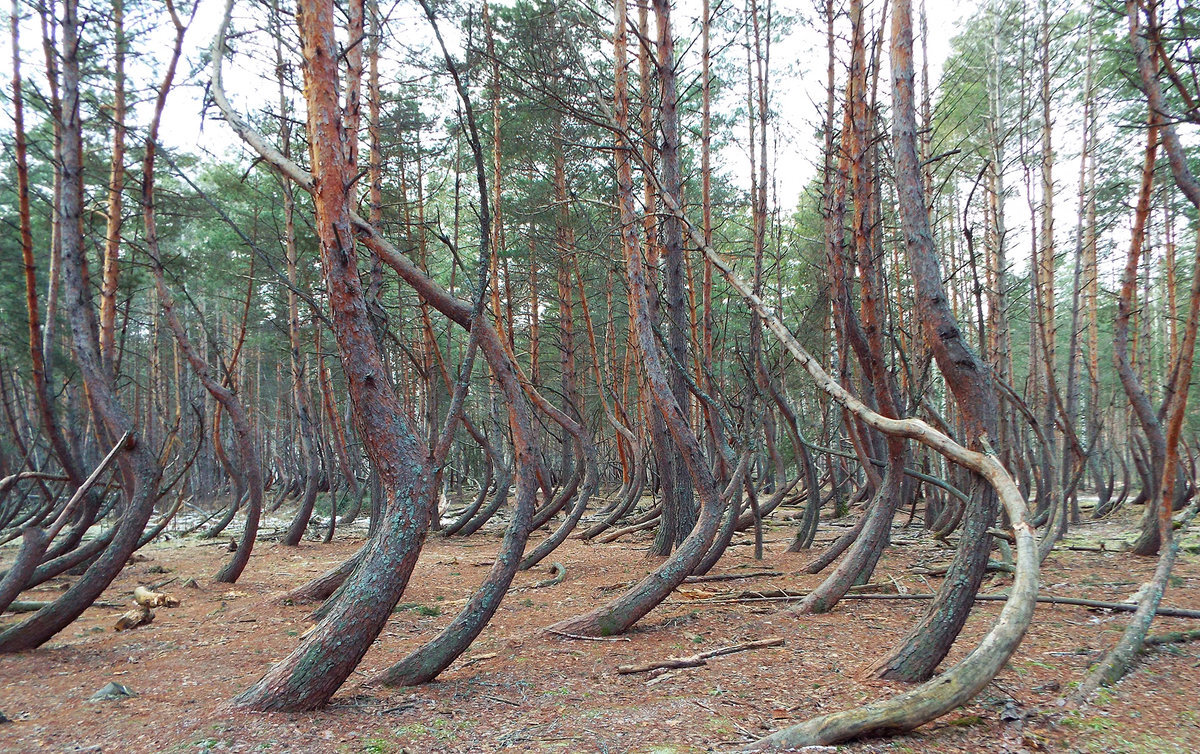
[133,585,180,608]
[4,599,124,613]
[617,638,785,675]
[594,516,658,544]
[114,604,153,631]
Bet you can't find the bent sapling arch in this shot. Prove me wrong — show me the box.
[702,241,1037,746]
[687,164,1038,748]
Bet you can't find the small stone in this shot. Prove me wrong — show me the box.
[88,682,135,702]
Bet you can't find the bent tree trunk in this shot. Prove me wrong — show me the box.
[1073,0,1200,697]
[0,0,163,653]
[867,0,1003,683]
[377,0,594,684]
[215,0,432,711]
[545,0,724,637]
[792,449,903,614]
[140,35,262,584]
[281,548,363,605]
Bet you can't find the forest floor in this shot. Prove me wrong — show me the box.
[2,502,1199,754]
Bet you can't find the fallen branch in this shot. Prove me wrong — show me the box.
[700,591,1200,619]
[683,570,782,584]
[617,638,785,675]
[543,628,631,642]
[912,560,1014,576]
[713,582,898,602]
[1145,628,1200,646]
[459,651,499,668]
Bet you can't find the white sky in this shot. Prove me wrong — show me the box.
[148,0,976,212]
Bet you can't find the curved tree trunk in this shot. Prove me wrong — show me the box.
[215,0,433,710]
[545,0,724,636]
[0,0,168,651]
[792,451,903,614]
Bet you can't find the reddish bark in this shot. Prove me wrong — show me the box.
[222,0,433,710]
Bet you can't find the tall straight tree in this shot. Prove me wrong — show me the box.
[273,0,322,548]
[99,0,126,375]
[650,0,697,555]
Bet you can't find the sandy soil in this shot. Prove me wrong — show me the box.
[1,505,1198,754]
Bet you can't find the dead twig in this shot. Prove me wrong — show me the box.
[544,628,631,642]
[151,575,179,591]
[459,652,498,668]
[617,637,785,675]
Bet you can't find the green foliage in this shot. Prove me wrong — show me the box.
[394,603,441,617]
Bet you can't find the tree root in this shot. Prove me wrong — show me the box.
[531,562,566,589]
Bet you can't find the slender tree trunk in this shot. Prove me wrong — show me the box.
[1117,110,1166,556]
[99,0,126,375]
[276,0,321,548]
[1125,0,1200,553]
[13,0,82,488]
[649,0,696,555]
